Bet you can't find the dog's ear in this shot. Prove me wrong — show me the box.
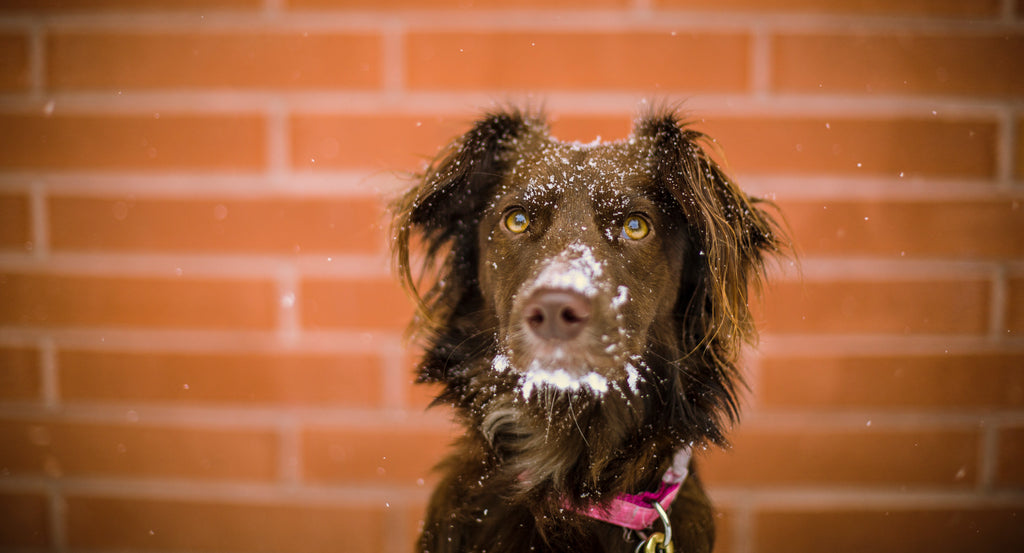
[393,108,542,344]
[635,110,786,431]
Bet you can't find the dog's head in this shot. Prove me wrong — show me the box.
[394,107,783,447]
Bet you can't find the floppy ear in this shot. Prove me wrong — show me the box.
[392,108,542,362]
[635,110,786,435]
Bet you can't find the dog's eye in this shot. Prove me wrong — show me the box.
[621,215,650,241]
[504,208,530,234]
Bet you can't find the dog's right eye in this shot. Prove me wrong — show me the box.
[504,208,530,234]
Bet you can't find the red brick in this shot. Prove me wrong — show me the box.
[1009,277,1024,336]
[66,495,384,553]
[291,0,627,7]
[0,0,260,11]
[996,426,1024,487]
[781,199,1024,259]
[759,279,991,335]
[772,33,1024,98]
[760,353,1024,410]
[0,33,29,91]
[654,0,1002,17]
[0,193,30,249]
[0,347,41,401]
[713,509,736,553]
[290,113,468,171]
[300,277,412,330]
[49,32,380,90]
[0,114,265,171]
[0,492,49,548]
[406,32,749,92]
[0,419,278,480]
[755,508,1024,553]
[59,350,383,407]
[302,425,453,484]
[1017,118,1024,179]
[49,196,386,254]
[699,116,998,178]
[549,114,633,143]
[702,427,979,487]
[0,272,276,329]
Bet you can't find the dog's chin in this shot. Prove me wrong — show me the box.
[491,340,645,401]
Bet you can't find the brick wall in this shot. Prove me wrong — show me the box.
[0,1,1021,552]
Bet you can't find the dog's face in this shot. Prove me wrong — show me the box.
[394,107,782,447]
[477,136,688,398]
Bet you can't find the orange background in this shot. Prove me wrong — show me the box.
[1,1,1023,552]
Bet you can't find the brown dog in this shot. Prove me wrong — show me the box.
[393,107,784,553]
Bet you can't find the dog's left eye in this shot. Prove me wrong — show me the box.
[621,215,650,241]
[504,208,530,234]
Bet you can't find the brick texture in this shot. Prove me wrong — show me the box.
[996,426,1024,487]
[0,492,50,548]
[0,114,266,171]
[0,347,41,401]
[291,0,629,7]
[300,277,411,330]
[0,0,261,11]
[58,350,384,407]
[755,508,1024,553]
[0,2,1020,552]
[699,117,998,178]
[0,419,279,480]
[760,353,1024,410]
[49,196,387,254]
[48,32,382,90]
[772,34,1024,97]
[301,425,453,485]
[758,279,991,335]
[701,427,979,487]
[1009,277,1024,336]
[1018,118,1024,178]
[0,33,29,91]
[781,199,1024,259]
[290,113,466,171]
[655,0,1003,17]
[66,496,385,553]
[0,193,30,249]
[406,32,750,92]
[0,273,277,329]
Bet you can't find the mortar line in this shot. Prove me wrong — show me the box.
[1001,0,1016,20]
[989,264,1010,339]
[277,415,303,484]
[381,19,406,95]
[28,180,50,259]
[749,25,772,98]
[275,265,301,346]
[38,336,59,411]
[995,107,1017,190]
[48,483,67,553]
[733,500,754,553]
[977,423,1001,490]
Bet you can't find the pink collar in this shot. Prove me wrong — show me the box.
[569,446,692,531]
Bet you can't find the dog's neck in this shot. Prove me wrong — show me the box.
[476,384,679,510]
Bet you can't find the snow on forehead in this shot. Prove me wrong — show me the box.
[505,136,654,201]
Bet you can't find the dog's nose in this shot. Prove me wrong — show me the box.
[523,289,592,341]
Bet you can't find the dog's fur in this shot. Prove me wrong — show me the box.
[392,107,785,553]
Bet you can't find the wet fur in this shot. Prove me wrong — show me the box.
[392,107,785,553]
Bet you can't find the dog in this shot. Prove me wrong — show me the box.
[392,106,784,553]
